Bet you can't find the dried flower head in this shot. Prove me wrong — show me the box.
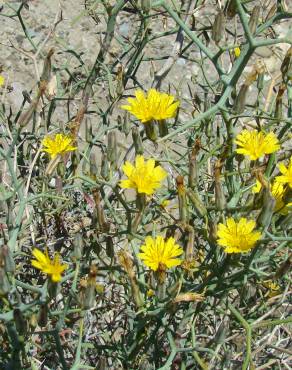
[31,248,68,282]
[121,88,179,123]
[235,130,280,160]
[42,133,77,159]
[138,236,183,271]
[275,156,292,188]
[120,155,167,195]
[217,217,262,253]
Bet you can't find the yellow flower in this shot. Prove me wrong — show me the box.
[160,199,170,208]
[0,75,5,87]
[262,280,281,298]
[42,133,77,159]
[234,46,241,58]
[252,179,262,193]
[120,155,167,195]
[31,248,68,282]
[271,181,292,215]
[147,289,155,298]
[217,217,262,253]
[252,179,291,215]
[138,236,183,271]
[235,130,280,160]
[275,156,292,188]
[121,88,179,123]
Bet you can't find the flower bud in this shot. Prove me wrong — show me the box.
[214,161,226,211]
[188,140,201,188]
[122,112,131,136]
[280,46,292,79]
[38,303,48,327]
[13,308,27,336]
[257,72,264,91]
[145,121,158,142]
[107,131,117,167]
[40,48,54,84]
[132,127,144,155]
[72,233,84,260]
[85,118,93,143]
[106,236,114,259]
[0,267,10,296]
[233,84,249,114]
[71,151,79,173]
[185,224,195,262]
[1,245,15,273]
[257,188,276,228]
[176,176,188,224]
[89,153,98,181]
[141,0,151,13]
[92,188,109,232]
[84,264,98,309]
[116,64,124,96]
[208,219,217,245]
[212,11,225,45]
[101,153,109,180]
[274,83,286,119]
[265,4,277,22]
[227,0,237,18]
[29,313,38,330]
[248,6,260,35]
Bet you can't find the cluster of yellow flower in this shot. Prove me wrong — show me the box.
[33,88,291,281]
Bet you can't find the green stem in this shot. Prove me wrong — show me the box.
[228,303,252,370]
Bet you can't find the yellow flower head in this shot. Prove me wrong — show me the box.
[271,180,292,214]
[235,130,280,160]
[138,236,183,271]
[121,88,179,123]
[275,156,292,188]
[252,179,291,215]
[42,133,77,159]
[31,248,68,282]
[160,199,170,208]
[234,47,241,58]
[217,217,262,254]
[252,179,262,193]
[262,280,281,298]
[0,75,5,87]
[120,155,167,195]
